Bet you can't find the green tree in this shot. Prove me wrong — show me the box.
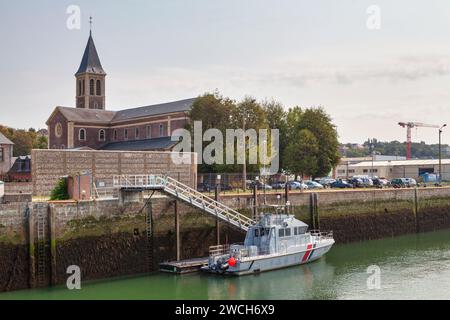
[231,97,269,175]
[11,130,34,157]
[0,125,48,156]
[187,92,236,173]
[261,99,287,170]
[283,107,340,178]
[50,178,69,201]
[283,129,319,179]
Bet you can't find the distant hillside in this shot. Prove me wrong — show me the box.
[0,125,48,157]
[340,139,450,159]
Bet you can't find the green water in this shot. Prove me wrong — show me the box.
[2,229,450,300]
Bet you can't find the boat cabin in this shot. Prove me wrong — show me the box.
[244,214,311,255]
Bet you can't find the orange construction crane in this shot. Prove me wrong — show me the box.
[398,122,439,159]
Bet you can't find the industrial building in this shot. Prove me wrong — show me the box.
[335,158,450,181]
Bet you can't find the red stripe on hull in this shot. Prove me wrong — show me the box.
[301,244,313,262]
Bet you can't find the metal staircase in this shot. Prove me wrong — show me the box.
[113,175,255,232]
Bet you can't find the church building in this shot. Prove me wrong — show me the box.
[46,30,194,151]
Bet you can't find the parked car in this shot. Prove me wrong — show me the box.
[216,183,233,191]
[330,179,353,188]
[286,181,308,190]
[248,181,273,190]
[315,177,336,188]
[348,177,364,188]
[405,178,417,187]
[391,178,417,188]
[197,182,213,192]
[372,177,390,188]
[271,181,286,189]
[304,180,324,189]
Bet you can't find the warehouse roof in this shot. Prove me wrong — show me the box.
[350,159,450,167]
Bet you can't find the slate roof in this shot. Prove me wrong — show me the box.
[75,32,106,75]
[111,98,195,123]
[55,107,116,124]
[101,137,178,151]
[0,132,14,145]
[49,98,194,125]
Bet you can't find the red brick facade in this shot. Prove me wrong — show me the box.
[47,110,189,150]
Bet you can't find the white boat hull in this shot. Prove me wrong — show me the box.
[202,240,334,276]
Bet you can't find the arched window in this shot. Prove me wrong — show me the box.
[61,145,65,149]
[135,128,139,139]
[96,80,101,96]
[94,102,98,109]
[124,129,128,140]
[159,124,164,137]
[99,129,106,141]
[79,128,86,141]
[90,79,95,95]
[78,80,82,96]
[146,125,152,138]
[82,80,85,95]
[113,129,118,141]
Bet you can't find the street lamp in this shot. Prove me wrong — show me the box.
[439,124,447,184]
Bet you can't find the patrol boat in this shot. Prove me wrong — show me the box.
[201,207,334,275]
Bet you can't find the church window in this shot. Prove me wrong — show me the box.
[82,80,85,95]
[90,79,95,95]
[135,128,139,139]
[159,124,165,137]
[79,128,86,141]
[0,147,3,162]
[78,80,82,96]
[99,129,106,141]
[113,130,118,141]
[96,80,101,96]
[124,129,128,140]
[146,125,152,138]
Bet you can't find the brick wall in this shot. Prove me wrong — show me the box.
[48,111,68,149]
[31,149,197,197]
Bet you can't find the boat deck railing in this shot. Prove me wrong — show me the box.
[310,230,334,240]
[209,244,230,257]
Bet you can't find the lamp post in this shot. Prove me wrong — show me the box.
[439,124,447,184]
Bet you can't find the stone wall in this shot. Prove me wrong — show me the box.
[31,149,197,197]
[3,186,450,292]
[219,186,450,208]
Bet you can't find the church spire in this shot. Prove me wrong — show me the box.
[75,19,106,110]
[75,21,105,76]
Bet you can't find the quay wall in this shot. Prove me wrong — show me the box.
[2,186,450,292]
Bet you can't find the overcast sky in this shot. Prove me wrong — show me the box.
[1,0,450,144]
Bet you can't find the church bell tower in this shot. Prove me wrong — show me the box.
[75,19,106,110]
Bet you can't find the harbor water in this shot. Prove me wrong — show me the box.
[1,229,450,300]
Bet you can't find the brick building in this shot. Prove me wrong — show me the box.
[46,30,193,151]
[0,132,14,178]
